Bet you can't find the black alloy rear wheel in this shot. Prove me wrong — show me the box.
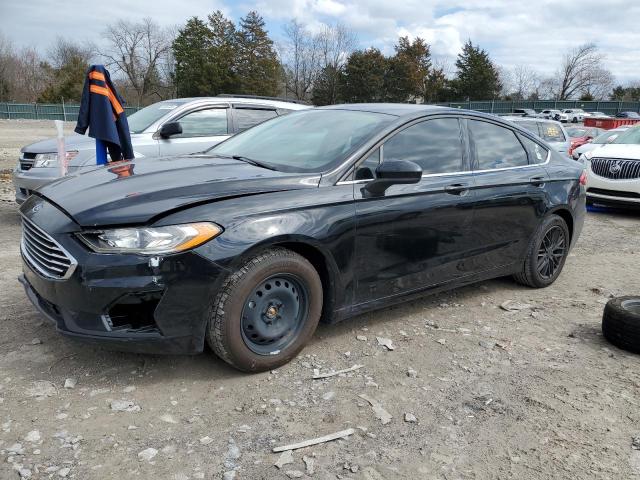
[514,214,570,288]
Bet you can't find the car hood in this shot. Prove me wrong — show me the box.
[37,155,320,227]
[588,144,640,160]
[21,133,147,157]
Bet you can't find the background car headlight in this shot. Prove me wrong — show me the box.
[33,151,79,168]
[77,223,222,255]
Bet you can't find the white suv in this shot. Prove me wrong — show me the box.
[562,109,586,123]
[12,95,310,204]
[582,125,640,207]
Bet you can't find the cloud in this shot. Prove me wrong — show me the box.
[2,0,638,84]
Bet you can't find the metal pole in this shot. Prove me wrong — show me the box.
[62,97,67,121]
[34,102,38,120]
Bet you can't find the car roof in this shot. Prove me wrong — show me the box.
[156,97,309,110]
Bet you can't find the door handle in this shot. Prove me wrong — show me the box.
[529,176,546,186]
[444,183,470,195]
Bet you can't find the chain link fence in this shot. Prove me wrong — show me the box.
[0,102,140,121]
[1,100,639,121]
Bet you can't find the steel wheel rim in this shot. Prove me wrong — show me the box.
[536,225,567,280]
[241,274,309,355]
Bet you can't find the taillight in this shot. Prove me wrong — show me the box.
[579,171,587,186]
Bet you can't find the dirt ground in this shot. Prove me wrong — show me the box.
[0,122,639,480]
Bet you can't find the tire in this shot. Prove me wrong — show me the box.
[602,297,640,354]
[572,117,578,123]
[206,248,323,372]
[513,214,571,288]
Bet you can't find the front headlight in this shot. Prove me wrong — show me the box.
[77,223,222,255]
[33,151,79,168]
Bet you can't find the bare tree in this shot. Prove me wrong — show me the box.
[280,20,322,101]
[313,23,357,104]
[0,33,19,101]
[555,43,613,100]
[48,36,93,69]
[100,18,173,104]
[15,47,46,102]
[507,64,539,100]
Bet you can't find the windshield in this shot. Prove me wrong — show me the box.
[612,125,640,144]
[538,123,566,142]
[592,131,620,144]
[127,101,185,133]
[208,109,395,173]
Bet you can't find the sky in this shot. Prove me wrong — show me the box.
[1,0,638,85]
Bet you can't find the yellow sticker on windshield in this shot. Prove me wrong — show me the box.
[544,125,560,137]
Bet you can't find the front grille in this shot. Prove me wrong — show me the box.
[20,152,37,171]
[21,216,76,280]
[590,157,640,180]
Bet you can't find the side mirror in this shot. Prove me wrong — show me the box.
[158,122,182,138]
[364,160,422,196]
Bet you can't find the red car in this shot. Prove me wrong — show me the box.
[566,127,604,157]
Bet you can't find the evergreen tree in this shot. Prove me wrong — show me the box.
[392,36,431,100]
[452,41,501,100]
[173,14,237,97]
[38,55,88,103]
[340,48,387,102]
[235,11,281,96]
[312,65,343,105]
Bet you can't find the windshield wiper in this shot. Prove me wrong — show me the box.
[231,155,277,171]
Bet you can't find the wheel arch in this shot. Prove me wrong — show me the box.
[228,235,343,324]
[548,207,574,242]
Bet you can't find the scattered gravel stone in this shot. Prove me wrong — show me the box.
[436,338,446,345]
[18,467,32,478]
[286,471,304,479]
[404,413,418,423]
[7,443,25,455]
[110,400,141,412]
[322,391,336,401]
[30,338,42,345]
[356,335,367,341]
[224,438,241,470]
[63,378,77,389]
[376,337,395,350]
[160,413,178,424]
[274,449,294,469]
[223,471,236,480]
[500,300,532,312]
[479,340,496,349]
[24,430,40,443]
[57,467,71,477]
[407,368,418,378]
[123,386,136,393]
[138,447,158,462]
[303,455,315,475]
[199,436,213,445]
[633,435,640,450]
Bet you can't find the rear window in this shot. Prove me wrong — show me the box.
[234,108,278,132]
[538,123,566,142]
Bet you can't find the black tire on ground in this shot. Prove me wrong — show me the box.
[513,214,571,288]
[602,297,640,354]
[206,248,323,372]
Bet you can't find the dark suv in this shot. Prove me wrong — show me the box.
[19,105,586,372]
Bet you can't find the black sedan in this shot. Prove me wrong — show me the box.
[19,104,586,372]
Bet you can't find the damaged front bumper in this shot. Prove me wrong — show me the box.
[19,197,228,355]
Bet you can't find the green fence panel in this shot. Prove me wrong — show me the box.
[0,102,141,120]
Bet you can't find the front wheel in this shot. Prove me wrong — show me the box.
[206,248,323,372]
[513,215,571,288]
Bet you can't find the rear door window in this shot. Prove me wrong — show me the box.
[234,107,278,132]
[468,120,529,170]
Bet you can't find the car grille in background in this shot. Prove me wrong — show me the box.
[588,188,640,199]
[590,157,640,180]
[21,216,76,280]
[20,152,37,171]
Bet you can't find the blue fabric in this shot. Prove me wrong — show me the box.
[74,65,134,162]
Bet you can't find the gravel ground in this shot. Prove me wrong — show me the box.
[0,123,640,479]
